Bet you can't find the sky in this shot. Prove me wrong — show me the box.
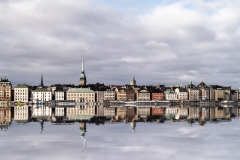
[0,0,240,88]
[1,119,240,160]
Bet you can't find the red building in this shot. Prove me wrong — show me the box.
[151,92,164,100]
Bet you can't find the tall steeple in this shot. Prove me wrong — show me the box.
[80,55,86,86]
[41,74,44,87]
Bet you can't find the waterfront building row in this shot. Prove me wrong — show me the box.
[1,77,240,103]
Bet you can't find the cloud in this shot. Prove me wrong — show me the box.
[0,0,240,88]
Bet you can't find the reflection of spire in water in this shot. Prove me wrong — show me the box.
[40,121,44,134]
[130,122,136,133]
[80,122,87,153]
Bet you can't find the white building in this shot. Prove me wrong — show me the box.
[55,91,65,100]
[164,89,178,100]
[32,88,52,103]
[14,84,30,102]
[175,88,188,101]
[32,105,52,117]
[14,105,29,122]
[55,107,64,117]
[104,90,115,100]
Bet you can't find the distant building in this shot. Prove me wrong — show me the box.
[175,88,188,101]
[151,92,164,100]
[32,88,52,103]
[103,90,115,100]
[55,90,65,100]
[66,88,95,103]
[137,90,150,101]
[130,76,136,86]
[164,89,178,100]
[14,84,30,102]
[115,88,127,101]
[0,77,12,101]
[96,91,104,102]
[186,81,200,100]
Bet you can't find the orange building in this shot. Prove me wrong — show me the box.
[151,92,164,100]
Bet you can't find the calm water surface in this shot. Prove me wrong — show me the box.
[1,105,240,160]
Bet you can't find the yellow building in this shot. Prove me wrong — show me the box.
[0,77,12,101]
[115,88,127,101]
[66,88,95,103]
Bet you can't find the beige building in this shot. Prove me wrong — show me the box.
[137,90,150,101]
[0,77,12,101]
[186,82,200,100]
[66,88,95,103]
[14,84,30,102]
[214,89,225,101]
[66,105,95,121]
[0,107,11,130]
[115,88,127,101]
[104,90,115,100]
[96,91,104,102]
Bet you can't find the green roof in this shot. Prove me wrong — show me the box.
[32,87,50,92]
[14,84,28,88]
[67,88,94,93]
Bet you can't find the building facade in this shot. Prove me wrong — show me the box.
[55,91,65,100]
[0,77,12,101]
[14,84,30,102]
[103,90,115,100]
[32,88,52,103]
[66,88,95,103]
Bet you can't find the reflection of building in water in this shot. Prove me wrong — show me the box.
[136,107,150,119]
[188,107,200,119]
[215,107,231,120]
[200,107,209,121]
[66,88,95,103]
[32,105,52,117]
[152,108,164,116]
[14,105,29,123]
[0,107,11,130]
[130,122,136,133]
[116,107,127,120]
[209,107,215,120]
[175,106,188,120]
[126,108,136,122]
[165,107,179,120]
[104,108,115,119]
[55,107,64,117]
[66,105,95,121]
[97,106,104,116]
[79,122,87,152]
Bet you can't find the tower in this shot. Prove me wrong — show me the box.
[41,74,44,87]
[130,76,136,86]
[80,55,87,86]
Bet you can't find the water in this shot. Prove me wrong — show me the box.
[1,105,240,160]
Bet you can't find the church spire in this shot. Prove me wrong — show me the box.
[82,55,84,72]
[41,74,44,87]
[80,55,86,86]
